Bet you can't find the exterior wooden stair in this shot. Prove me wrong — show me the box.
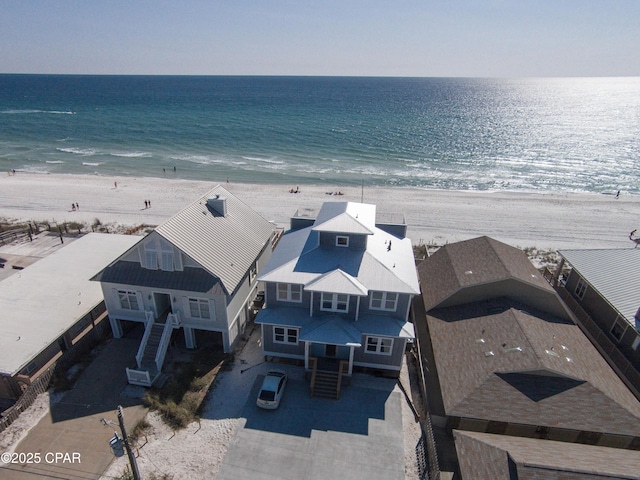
[311,371,340,399]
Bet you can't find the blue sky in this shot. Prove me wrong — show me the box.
[1,1,639,77]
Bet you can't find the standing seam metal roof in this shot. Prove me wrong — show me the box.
[155,185,274,294]
[559,248,640,330]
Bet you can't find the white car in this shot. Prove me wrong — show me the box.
[256,370,287,409]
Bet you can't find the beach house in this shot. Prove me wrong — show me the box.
[0,233,138,404]
[255,201,420,398]
[552,248,640,397]
[93,185,276,386]
[416,237,640,465]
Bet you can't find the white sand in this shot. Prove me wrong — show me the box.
[2,172,639,252]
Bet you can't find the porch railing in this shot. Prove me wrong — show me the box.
[126,368,152,387]
[337,360,349,398]
[135,314,155,368]
[155,320,174,371]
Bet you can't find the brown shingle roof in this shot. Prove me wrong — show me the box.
[428,297,640,437]
[418,236,556,312]
[454,430,640,480]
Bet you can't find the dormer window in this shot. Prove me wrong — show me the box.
[321,293,349,312]
[336,235,349,247]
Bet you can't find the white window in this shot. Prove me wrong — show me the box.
[365,336,393,355]
[274,326,298,344]
[575,278,587,299]
[321,292,349,312]
[336,235,349,247]
[610,316,627,342]
[118,290,140,310]
[189,298,211,319]
[370,292,398,311]
[277,283,302,302]
[161,252,174,271]
[632,336,640,351]
[145,249,158,270]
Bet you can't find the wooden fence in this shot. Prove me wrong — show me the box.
[0,365,55,434]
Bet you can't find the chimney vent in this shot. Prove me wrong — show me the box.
[207,195,227,216]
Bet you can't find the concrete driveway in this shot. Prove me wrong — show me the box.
[216,371,405,480]
[0,334,147,480]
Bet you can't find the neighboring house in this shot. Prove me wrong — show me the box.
[255,201,420,397]
[93,185,275,386]
[0,233,139,402]
[454,430,640,480]
[416,237,640,454]
[554,248,640,396]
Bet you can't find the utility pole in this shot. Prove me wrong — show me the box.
[117,405,141,480]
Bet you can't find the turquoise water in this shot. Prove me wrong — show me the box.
[1,75,639,193]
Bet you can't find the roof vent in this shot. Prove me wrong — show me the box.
[503,346,523,353]
[545,348,559,357]
[207,195,227,216]
[484,351,495,357]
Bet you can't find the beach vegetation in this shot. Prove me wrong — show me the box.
[143,348,227,430]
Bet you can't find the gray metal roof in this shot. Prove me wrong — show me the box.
[258,201,420,295]
[559,248,640,329]
[311,202,375,235]
[155,185,274,295]
[0,233,139,376]
[255,308,414,341]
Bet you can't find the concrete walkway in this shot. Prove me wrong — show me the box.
[0,335,147,480]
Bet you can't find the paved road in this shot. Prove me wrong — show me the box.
[0,335,147,480]
[216,374,405,480]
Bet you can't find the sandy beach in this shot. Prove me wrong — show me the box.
[1,172,639,252]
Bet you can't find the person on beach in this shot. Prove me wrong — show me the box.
[75,202,79,210]
[72,203,76,211]
[114,181,117,188]
[616,190,620,199]
[144,200,148,209]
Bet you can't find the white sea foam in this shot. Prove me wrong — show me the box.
[57,147,96,156]
[82,162,103,167]
[109,151,152,158]
[242,156,285,165]
[2,109,75,115]
[45,160,65,164]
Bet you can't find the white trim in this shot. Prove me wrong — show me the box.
[610,315,628,343]
[273,326,299,345]
[320,292,349,313]
[353,361,401,371]
[263,351,304,361]
[277,283,302,303]
[365,335,394,355]
[369,291,398,312]
[575,278,587,299]
[632,336,640,351]
[336,235,349,247]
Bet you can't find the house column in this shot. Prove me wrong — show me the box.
[305,341,309,370]
[184,327,196,349]
[348,346,354,375]
[110,317,123,338]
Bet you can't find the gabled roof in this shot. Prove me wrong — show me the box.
[418,236,563,314]
[0,233,139,376]
[559,248,640,330]
[305,269,368,296]
[258,201,419,295]
[454,430,640,480]
[98,185,273,295]
[255,307,414,341]
[427,298,640,437]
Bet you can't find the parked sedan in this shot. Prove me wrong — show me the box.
[257,370,287,409]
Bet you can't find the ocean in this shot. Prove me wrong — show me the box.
[1,75,639,194]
